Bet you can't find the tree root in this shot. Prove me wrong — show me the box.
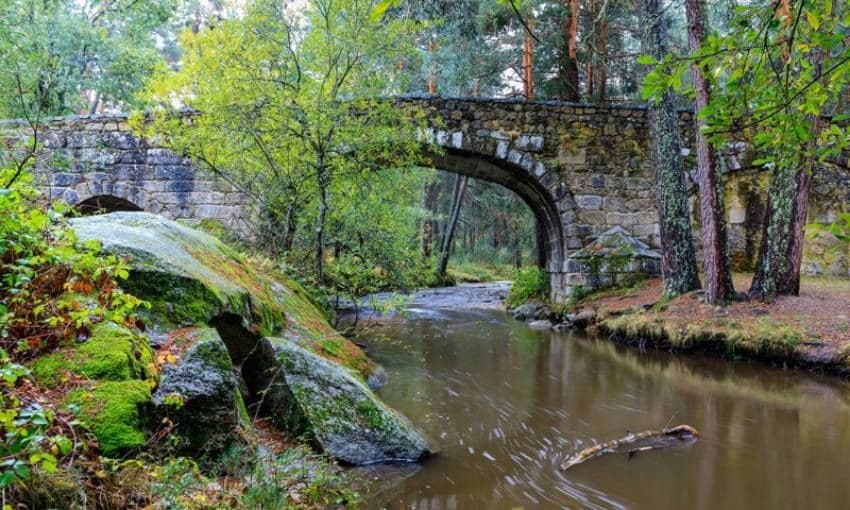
[560,424,699,471]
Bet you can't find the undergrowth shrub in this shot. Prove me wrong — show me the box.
[1,166,145,496]
[507,266,549,307]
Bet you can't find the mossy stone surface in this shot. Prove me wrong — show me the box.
[152,327,248,456]
[265,337,434,465]
[68,379,152,456]
[70,212,375,379]
[31,322,154,387]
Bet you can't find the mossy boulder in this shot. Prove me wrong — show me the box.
[31,322,154,387]
[258,337,434,465]
[70,212,376,380]
[152,328,249,456]
[67,379,152,456]
[29,321,156,457]
[70,212,282,334]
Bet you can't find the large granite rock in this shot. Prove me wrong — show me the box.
[261,338,434,465]
[70,212,428,465]
[153,328,249,456]
[70,212,376,379]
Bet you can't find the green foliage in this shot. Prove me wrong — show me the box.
[808,212,850,244]
[507,266,548,306]
[0,0,176,117]
[140,0,433,295]
[0,350,74,489]
[0,166,144,358]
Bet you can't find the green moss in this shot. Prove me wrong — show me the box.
[601,312,804,360]
[236,390,251,427]
[122,271,223,329]
[31,322,154,387]
[192,337,233,372]
[67,380,152,456]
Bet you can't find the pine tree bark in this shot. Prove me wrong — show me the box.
[585,0,595,98]
[640,0,701,297]
[597,13,607,102]
[437,175,469,279]
[750,0,820,300]
[428,37,437,95]
[561,0,580,101]
[523,31,534,99]
[686,0,734,303]
[422,181,439,258]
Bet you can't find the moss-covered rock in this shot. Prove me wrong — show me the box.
[70,212,375,379]
[68,379,152,456]
[152,327,249,457]
[31,322,154,387]
[257,337,434,465]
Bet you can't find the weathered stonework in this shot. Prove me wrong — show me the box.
[2,115,248,231]
[4,95,848,301]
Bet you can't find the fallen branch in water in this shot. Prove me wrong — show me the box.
[560,424,699,471]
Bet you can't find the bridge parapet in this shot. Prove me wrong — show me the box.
[3,97,848,301]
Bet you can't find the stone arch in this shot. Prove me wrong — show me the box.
[424,148,568,277]
[75,194,143,215]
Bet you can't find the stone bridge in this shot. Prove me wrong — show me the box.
[6,96,849,301]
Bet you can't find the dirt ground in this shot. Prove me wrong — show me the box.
[584,274,850,367]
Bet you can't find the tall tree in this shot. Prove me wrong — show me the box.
[561,0,580,101]
[142,0,428,282]
[685,0,734,303]
[643,0,850,301]
[436,174,469,279]
[0,0,175,118]
[639,0,701,297]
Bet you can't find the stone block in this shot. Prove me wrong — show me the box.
[166,180,195,193]
[557,147,586,166]
[603,196,626,211]
[51,172,81,187]
[515,134,544,151]
[154,165,195,180]
[146,148,184,166]
[576,195,603,210]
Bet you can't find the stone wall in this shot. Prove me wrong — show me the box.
[1,115,248,231]
[719,167,850,278]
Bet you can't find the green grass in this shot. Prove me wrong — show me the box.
[447,261,515,283]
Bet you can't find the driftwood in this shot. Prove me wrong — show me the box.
[560,424,699,471]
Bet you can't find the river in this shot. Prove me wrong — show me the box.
[350,283,850,510]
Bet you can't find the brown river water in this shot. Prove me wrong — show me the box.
[350,284,850,510]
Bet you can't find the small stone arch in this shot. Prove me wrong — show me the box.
[424,148,569,280]
[75,195,143,215]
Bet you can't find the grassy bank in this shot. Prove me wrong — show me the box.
[573,274,850,373]
[447,261,515,283]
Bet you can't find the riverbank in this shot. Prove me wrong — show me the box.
[570,275,850,374]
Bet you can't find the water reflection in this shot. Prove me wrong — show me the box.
[357,306,850,510]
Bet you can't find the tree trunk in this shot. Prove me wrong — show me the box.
[561,0,580,101]
[523,30,534,100]
[749,0,820,300]
[422,181,439,257]
[781,57,826,295]
[428,37,437,95]
[282,202,298,252]
[597,12,608,102]
[686,0,734,304]
[585,0,595,98]
[437,175,469,279]
[640,0,701,297]
[315,165,329,281]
